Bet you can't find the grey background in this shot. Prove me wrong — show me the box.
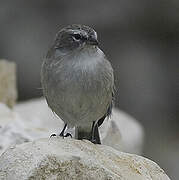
[0,0,178,179]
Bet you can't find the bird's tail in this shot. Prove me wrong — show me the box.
[75,122,101,144]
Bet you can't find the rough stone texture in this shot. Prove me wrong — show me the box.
[0,60,17,108]
[0,138,170,180]
[14,98,144,155]
[0,103,31,154]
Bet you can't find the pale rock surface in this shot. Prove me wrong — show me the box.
[0,138,170,180]
[0,97,144,156]
[14,98,144,154]
[0,103,32,155]
[0,60,17,108]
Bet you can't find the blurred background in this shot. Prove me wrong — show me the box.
[0,0,178,179]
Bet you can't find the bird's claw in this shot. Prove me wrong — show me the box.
[64,133,72,138]
[50,133,57,138]
[50,124,72,139]
[60,133,72,138]
[90,138,97,144]
[50,133,72,138]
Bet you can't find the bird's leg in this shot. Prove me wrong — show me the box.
[50,123,72,138]
[59,123,67,136]
[91,121,101,144]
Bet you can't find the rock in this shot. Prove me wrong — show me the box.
[0,103,31,155]
[0,60,17,108]
[100,110,144,155]
[0,97,144,156]
[0,138,170,180]
[14,98,144,155]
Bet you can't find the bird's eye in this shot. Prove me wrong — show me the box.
[72,34,81,41]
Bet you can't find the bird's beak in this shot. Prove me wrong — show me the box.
[87,37,99,46]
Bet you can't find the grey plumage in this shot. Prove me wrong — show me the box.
[41,24,114,144]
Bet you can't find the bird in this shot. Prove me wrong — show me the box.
[41,24,114,144]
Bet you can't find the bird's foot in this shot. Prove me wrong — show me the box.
[90,139,98,144]
[50,123,72,138]
[50,133,57,138]
[50,132,72,138]
[63,133,72,138]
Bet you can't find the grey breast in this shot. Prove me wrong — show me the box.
[41,47,114,127]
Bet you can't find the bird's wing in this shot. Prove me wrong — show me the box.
[97,91,114,127]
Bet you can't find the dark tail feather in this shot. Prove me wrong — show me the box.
[75,126,91,141]
[75,122,101,144]
[92,122,101,144]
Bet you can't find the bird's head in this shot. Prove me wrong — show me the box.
[53,24,99,52]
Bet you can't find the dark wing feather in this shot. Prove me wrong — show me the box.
[97,91,114,127]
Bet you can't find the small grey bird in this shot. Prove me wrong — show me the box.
[41,24,114,144]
